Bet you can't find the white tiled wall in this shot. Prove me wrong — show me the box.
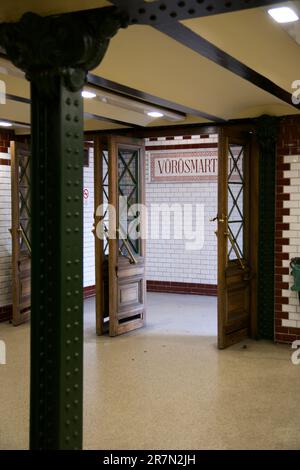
[0,151,12,307]
[145,136,218,284]
[0,136,218,307]
[0,146,95,312]
[281,154,300,328]
[83,147,95,288]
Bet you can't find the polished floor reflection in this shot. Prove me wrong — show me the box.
[0,293,299,449]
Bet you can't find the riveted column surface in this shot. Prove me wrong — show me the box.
[30,80,83,449]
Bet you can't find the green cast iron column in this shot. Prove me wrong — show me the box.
[256,115,278,340]
[0,8,127,449]
[30,78,84,449]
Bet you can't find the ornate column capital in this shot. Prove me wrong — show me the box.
[0,7,128,94]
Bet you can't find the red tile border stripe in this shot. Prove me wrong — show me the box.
[0,158,10,166]
[83,285,96,299]
[145,143,218,151]
[147,280,217,296]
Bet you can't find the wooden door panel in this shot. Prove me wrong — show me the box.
[118,281,144,310]
[94,135,146,337]
[11,141,31,326]
[94,136,110,335]
[218,128,253,349]
[225,288,249,331]
[119,282,139,306]
[109,136,146,337]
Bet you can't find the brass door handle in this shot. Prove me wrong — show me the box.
[210,215,226,223]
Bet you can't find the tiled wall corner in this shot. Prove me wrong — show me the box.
[275,116,300,344]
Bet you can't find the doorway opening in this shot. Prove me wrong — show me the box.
[144,132,219,339]
[85,126,258,347]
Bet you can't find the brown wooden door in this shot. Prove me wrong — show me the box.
[10,140,31,326]
[94,136,109,335]
[108,135,146,336]
[218,128,253,349]
[94,135,146,336]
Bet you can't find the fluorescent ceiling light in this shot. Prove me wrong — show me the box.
[147,111,164,118]
[268,6,299,23]
[81,90,97,99]
[0,121,12,127]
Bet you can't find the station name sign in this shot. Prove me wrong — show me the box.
[149,151,218,183]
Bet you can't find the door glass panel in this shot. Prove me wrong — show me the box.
[118,148,140,256]
[19,144,31,253]
[227,145,244,261]
[102,150,109,255]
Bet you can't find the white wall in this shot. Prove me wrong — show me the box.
[0,143,95,313]
[0,150,12,307]
[145,135,218,285]
[83,147,95,288]
[0,135,219,309]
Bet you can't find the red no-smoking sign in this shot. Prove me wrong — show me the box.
[83,188,89,200]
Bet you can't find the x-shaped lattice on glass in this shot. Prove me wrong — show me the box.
[102,150,109,254]
[228,145,244,260]
[228,185,243,222]
[118,149,139,255]
[18,154,31,252]
[228,146,244,182]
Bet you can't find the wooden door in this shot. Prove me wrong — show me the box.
[94,136,110,335]
[10,140,31,326]
[94,135,146,336]
[108,135,146,336]
[218,128,254,349]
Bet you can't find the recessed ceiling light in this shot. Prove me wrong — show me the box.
[81,90,97,99]
[147,111,164,118]
[268,6,299,23]
[0,121,12,127]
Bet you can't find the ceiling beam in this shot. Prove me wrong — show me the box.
[0,55,225,123]
[85,122,219,138]
[87,73,225,122]
[4,95,139,128]
[155,22,300,111]
[112,0,285,25]
[84,111,139,128]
